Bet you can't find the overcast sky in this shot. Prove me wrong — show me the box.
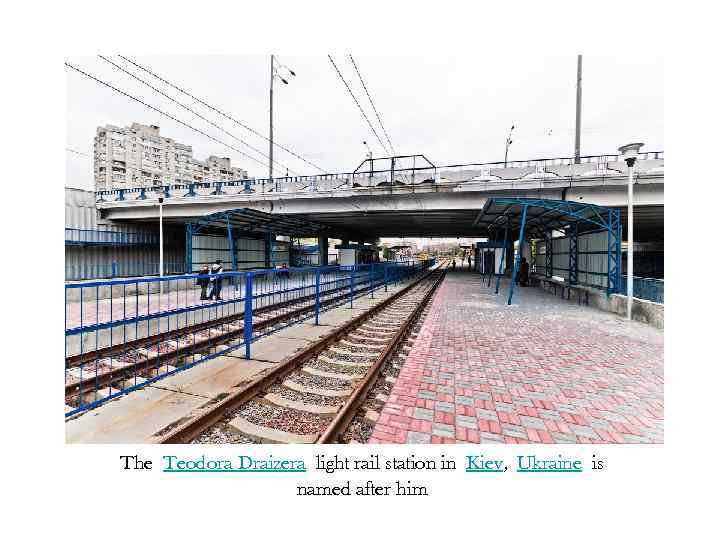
[66,55,663,190]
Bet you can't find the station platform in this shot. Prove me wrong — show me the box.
[369,271,664,444]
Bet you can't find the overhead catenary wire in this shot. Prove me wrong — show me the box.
[348,54,396,156]
[116,55,328,174]
[97,55,297,175]
[327,55,390,156]
[66,148,92,158]
[64,61,275,171]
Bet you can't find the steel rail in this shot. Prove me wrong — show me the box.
[156,266,445,444]
[317,270,445,443]
[65,278,386,399]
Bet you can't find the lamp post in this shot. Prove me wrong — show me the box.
[504,124,515,166]
[158,194,164,279]
[269,55,296,181]
[618,142,644,321]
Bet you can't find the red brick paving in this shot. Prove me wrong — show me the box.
[369,272,664,444]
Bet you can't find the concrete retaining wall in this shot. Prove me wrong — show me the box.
[532,276,664,329]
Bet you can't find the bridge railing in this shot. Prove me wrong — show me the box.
[95,152,664,202]
[64,258,435,417]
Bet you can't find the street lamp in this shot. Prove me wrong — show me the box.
[269,55,296,181]
[504,124,515,166]
[158,194,164,280]
[618,142,644,321]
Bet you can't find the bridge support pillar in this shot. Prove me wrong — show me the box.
[318,235,329,266]
[265,232,274,268]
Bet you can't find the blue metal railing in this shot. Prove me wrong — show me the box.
[65,258,436,416]
[65,228,159,245]
[94,151,664,202]
[65,261,185,281]
[620,275,664,304]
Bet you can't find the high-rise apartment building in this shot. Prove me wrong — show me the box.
[93,123,248,191]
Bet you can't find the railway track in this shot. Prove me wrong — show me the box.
[65,271,399,413]
[156,263,446,444]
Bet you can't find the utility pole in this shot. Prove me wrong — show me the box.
[504,124,514,166]
[574,55,582,164]
[269,55,295,181]
[269,54,275,181]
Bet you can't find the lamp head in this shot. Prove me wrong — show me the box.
[618,142,644,159]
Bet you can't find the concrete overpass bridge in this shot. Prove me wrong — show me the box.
[96,152,664,242]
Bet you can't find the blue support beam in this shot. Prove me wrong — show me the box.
[507,204,528,305]
[185,223,193,273]
[545,229,553,278]
[568,222,579,285]
[494,221,510,294]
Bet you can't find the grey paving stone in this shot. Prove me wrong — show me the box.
[473,391,492,401]
[432,423,455,437]
[455,395,474,406]
[501,423,528,439]
[437,385,455,395]
[456,415,478,429]
[519,415,547,430]
[539,409,562,421]
[406,431,431,444]
[568,424,600,439]
[587,418,612,430]
[475,408,500,421]
[620,434,653,444]
[413,407,434,421]
[479,432,505,444]
[601,411,628,423]
[435,401,455,413]
[512,397,534,407]
[418,390,436,399]
[421,376,439,384]
[550,432,579,443]
[555,404,581,414]
[494,402,515,413]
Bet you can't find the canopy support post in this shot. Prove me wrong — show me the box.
[507,204,528,305]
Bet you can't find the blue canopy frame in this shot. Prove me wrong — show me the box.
[473,198,622,305]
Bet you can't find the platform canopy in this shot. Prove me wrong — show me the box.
[472,197,623,305]
[185,208,357,239]
[473,197,620,238]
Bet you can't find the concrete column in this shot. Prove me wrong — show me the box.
[318,235,329,266]
[265,231,273,268]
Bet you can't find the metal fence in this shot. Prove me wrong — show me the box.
[65,259,435,416]
[95,152,664,201]
[65,261,186,281]
[65,228,159,245]
[620,275,664,304]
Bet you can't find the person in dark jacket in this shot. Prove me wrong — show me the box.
[196,265,210,300]
[209,260,224,300]
[519,257,530,287]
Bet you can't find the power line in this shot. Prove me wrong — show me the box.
[116,55,328,174]
[66,148,92,158]
[64,61,274,171]
[97,55,296,175]
[327,55,389,156]
[348,54,396,155]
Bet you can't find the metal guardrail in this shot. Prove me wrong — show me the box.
[94,152,664,201]
[65,228,159,245]
[620,275,664,304]
[65,261,185,281]
[65,259,435,417]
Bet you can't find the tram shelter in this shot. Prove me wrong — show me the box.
[473,198,622,305]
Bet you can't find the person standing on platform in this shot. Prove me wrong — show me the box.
[209,260,224,300]
[452,258,457,271]
[468,255,473,271]
[196,264,210,300]
[519,257,530,287]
